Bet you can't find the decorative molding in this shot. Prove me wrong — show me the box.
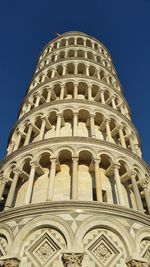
[1,257,20,267]
[126,259,150,267]
[61,253,84,267]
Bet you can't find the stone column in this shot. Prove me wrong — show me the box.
[62,64,67,75]
[61,253,84,267]
[74,83,78,99]
[105,119,113,142]
[72,157,79,200]
[24,161,37,205]
[26,100,32,112]
[86,65,89,76]
[39,117,46,140]
[24,123,33,145]
[51,68,55,78]
[95,159,102,202]
[100,89,105,104]
[90,114,96,137]
[113,164,124,205]
[35,93,41,107]
[13,130,22,150]
[56,113,62,137]
[130,171,144,212]
[7,141,15,154]
[5,168,21,210]
[141,178,150,214]
[0,174,7,202]
[88,85,92,100]
[47,158,57,201]
[74,63,78,75]
[73,112,78,136]
[60,84,65,100]
[47,89,52,102]
[118,126,126,148]
[112,95,116,109]
[120,103,125,116]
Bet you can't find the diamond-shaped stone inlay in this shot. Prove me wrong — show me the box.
[143,245,150,260]
[92,242,112,264]
[26,231,61,266]
[86,233,121,267]
[34,239,55,263]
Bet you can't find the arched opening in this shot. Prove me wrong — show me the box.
[77,50,84,58]
[87,51,93,60]
[52,84,61,100]
[32,152,51,204]
[65,82,74,99]
[60,39,66,47]
[95,113,105,140]
[67,63,74,75]
[31,116,42,143]
[77,38,84,45]
[78,63,85,75]
[78,82,88,100]
[68,50,75,58]
[53,150,72,200]
[59,51,65,59]
[100,154,114,204]
[89,66,95,76]
[60,109,73,137]
[68,38,74,45]
[78,109,90,137]
[44,111,57,139]
[15,157,31,207]
[86,39,92,47]
[57,65,63,76]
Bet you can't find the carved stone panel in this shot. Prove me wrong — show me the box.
[61,253,84,267]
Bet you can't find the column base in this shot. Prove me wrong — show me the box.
[0,256,20,267]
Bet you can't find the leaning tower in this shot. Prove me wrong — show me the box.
[0,31,150,267]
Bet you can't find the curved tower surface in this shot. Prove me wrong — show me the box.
[0,32,150,267]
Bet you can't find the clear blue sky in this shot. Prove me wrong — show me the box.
[0,0,150,165]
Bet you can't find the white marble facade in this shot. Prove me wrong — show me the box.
[0,31,150,267]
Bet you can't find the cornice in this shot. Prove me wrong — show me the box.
[1,137,149,172]
[0,201,149,226]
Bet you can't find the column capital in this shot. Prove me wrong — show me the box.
[72,156,79,162]
[113,163,120,170]
[49,157,57,164]
[56,112,62,117]
[29,160,39,168]
[73,111,78,116]
[0,174,9,185]
[94,158,101,164]
[130,170,137,178]
[100,88,105,93]
[126,259,148,267]
[90,113,95,118]
[35,92,41,97]
[1,256,21,267]
[104,117,111,123]
[61,253,84,267]
[13,168,22,175]
[141,177,149,189]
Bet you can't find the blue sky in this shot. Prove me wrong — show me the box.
[0,0,150,164]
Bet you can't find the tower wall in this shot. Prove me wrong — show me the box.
[0,32,150,267]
